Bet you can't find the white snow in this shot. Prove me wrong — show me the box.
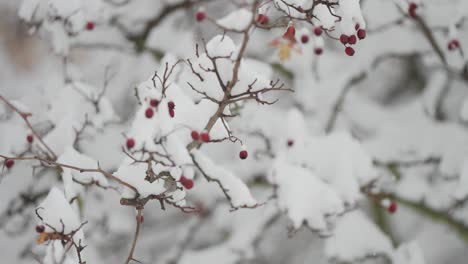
[192,150,257,208]
[325,210,393,262]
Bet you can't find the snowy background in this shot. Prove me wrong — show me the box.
[1,0,468,263]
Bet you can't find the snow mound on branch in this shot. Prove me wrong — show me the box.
[231,58,273,96]
[44,21,71,55]
[179,245,239,264]
[37,187,84,241]
[365,121,468,177]
[217,9,253,31]
[43,241,76,264]
[324,210,393,262]
[271,158,344,232]
[206,35,236,58]
[338,0,366,35]
[269,110,377,232]
[274,0,310,18]
[393,241,426,264]
[114,162,185,204]
[314,4,337,29]
[284,110,377,206]
[43,116,83,156]
[18,0,101,55]
[57,147,109,199]
[304,131,377,204]
[192,150,257,208]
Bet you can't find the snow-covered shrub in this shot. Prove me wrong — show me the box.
[1,0,468,263]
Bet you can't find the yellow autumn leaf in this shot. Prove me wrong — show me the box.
[278,43,292,61]
[36,232,50,244]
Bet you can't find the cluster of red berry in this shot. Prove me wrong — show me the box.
[190,130,210,142]
[340,24,367,57]
[144,99,176,119]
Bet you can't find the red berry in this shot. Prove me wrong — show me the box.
[239,150,248,160]
[196,11,206,22]
[169,108,175,118]
[355,23,360,30]
[150,99,159,107]
[5,159,14,168]
[191,131,200,141]
[314,48,323,55]
[348,35,357,45]
[180,176,194,189]
[313,27,323,36]
[283,25,296,42]
[126,138,135,149]
[200,131,210,142]
[340,34,349,44]
[287,139,294,147]
[448,42,456,51]
[408,2,418,18]
[345,46,355,56]
[27,134,33,143]
[145,108,154,118]
[256,14,269,25]
[388,202,397,213]
[85,21,95,31]
[136,215,144,223]
[168,101,175,110]
[357,29,366,40]
[448,39,460,51]
[35,225,45,233]
[301,35,309,44]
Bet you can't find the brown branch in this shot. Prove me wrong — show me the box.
[125,209,143,264]
[0,95,57,160]
[0,154,138,194]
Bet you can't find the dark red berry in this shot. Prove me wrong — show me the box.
[348,35,357,45]
[27,134,33,143]
[287,139,294,147]
[388,202,397,213]
[283,25,296,42]
[168,101,175,110]
[180,176,194,189]
[340,34,349,44]
[408,2,418,18]
[5,159,14,168]
[169,108,175,118]
[200,132,210,142]
[357,29,366,40]
[239,150,248,160]
[85,21,95,31]
[126,138,135,149]
[196,11,206,22]
[314,48,323,55]
[150,99,159,107]
[345,46,355,56]
[35,225,45,233]
[256,14,269,25]
[301,35,309,44]
[145,108,154,118]
[448,39,460,51]
[355,23,360,30]
[313,27,323,36]
[191,131,200,141]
